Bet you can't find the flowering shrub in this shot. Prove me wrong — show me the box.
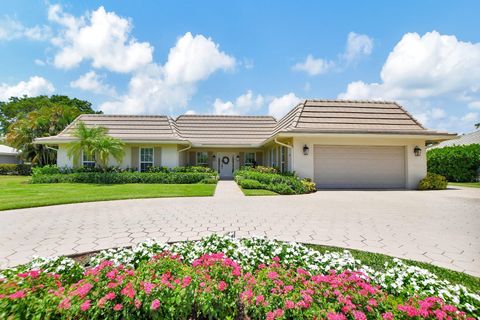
[1,234,478,319]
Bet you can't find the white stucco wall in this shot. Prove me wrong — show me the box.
[292,136,427,189]
[57,145,72,167]
[161,145,179,168]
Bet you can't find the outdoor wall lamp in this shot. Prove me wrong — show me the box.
[414,146,422,157]
[303,144,310,155]
[212,154,216,159]
[236,155,240,160]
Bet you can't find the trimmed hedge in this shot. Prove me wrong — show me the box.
[418,173,448,190]
[234,167,316,195]
[0,164,31,176]
[30,171,218,184]
[427,144,480,182]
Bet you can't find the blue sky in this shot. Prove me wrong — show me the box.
[1,1,479,133]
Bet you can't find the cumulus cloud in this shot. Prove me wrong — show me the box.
[213,90,264,115]
[292,54,334,76]
[0,76,54,101]
[48,5,153,73]
[343,32,374,63]
[268,93,302,119]
[70,71,116,96]
[0,16,51,41]
[101,32,236,114]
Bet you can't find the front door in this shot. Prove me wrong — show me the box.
[218,153,234,178]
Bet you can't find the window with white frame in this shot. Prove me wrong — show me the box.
[196,152,208,166]
[280,147,287,172]
[245,152,256,166]
[82,151,96,168]
[140,148,154,172]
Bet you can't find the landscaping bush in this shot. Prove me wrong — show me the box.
[427,144,480,182]
[0,163,31,175]
[238,178,266,189]
[418,173,448,190]
[146,166,170,173]
[301,178,317,193]
[1,234,478,319]
[30,171,218,184]
[240,165,279,174]
[172,166,215,173]
[234,168,316,195]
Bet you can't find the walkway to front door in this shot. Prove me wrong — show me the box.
[214,180,244,198]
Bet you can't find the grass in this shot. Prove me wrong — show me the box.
[0,176,216,211]
[240,187,278,196]
[308,244,480,292]
[449,182,480,188]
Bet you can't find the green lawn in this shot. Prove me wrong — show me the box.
[0,176,216,211]
[308,244,480,292]
[449,182,480,188]
[240,187,278,196]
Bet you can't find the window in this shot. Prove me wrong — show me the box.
[245,152,256,166]
[140,148,154,172]
[82,151,96,168]
[196,152,208,166]
[280,147,287,172]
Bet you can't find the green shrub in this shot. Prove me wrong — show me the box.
[234,169,315,195]
[32,164,61,175]
[238,178,266,189]
[301,178,317,193]
[418,173,448,190]
[147,166,170,173]
[31,171,218,184]
[267,183,295,194]
[0,163,31,175]
[199,177,219,184]
[427,144,480,182]
[240,165,279,174]
[173,166,215,173]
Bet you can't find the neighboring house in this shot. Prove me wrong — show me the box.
[0,144,20,164]
[35,100,455,189]
[428,129,480,149]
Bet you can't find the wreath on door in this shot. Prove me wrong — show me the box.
[221,156,230,165]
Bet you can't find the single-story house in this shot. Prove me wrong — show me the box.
[428,129,480,149]
[0,144,21,164]
[35,100,455,189]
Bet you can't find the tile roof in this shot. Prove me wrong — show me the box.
[35,100,455,146]
[0,144,19,155]
[175,115,277,145]
[430,130,480,148]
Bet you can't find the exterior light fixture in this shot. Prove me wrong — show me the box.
[236,155,240,160]
[303,145,309,155]
[414,146,422,157]
[212,154,216,159]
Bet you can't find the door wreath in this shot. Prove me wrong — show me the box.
[221,156,230,165]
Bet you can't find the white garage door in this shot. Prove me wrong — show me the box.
[314,145,406,189]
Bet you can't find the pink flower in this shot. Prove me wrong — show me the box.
[58,298,71,310]
[217,280,228,292]
[381,312,394,320]
[8,290,25,300]
[150,299,161,310]
[121,282,136,299]
[285,300,295,309]
[255,295,265,305]
[113,304,123,311]
[74,282,93,298]
[104,292,116,300]
[353,311,367,320]
[134,299,142,309]
[267,271,279,280]
[327,313,347,320]
[182,276,191,288]
[80,300,91,311]
[367,298,378,307]
[143,282,155,294]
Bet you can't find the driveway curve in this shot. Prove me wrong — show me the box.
[0,182,479,276]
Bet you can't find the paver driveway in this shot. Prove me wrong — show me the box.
[0,182,479,276]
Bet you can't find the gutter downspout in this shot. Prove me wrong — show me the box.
[274,137,293,172]
[177,142,192,166]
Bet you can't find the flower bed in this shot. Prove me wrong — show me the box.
[234,166,316,194]
[1,234,478,319]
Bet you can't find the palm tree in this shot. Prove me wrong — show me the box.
[67,121,125,171]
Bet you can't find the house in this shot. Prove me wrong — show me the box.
[0,144,21,164]
[35,100,455,189]
[428,129,480,149]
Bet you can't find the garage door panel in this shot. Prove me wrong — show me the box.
[314,145,405,189]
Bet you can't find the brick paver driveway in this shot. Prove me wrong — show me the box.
[1,182,479,276]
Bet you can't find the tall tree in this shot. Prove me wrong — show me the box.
[6,105,82,165]
[0,95,100,135]
[67,121,125,171]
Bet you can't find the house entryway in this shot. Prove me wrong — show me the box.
[217,152,236,179]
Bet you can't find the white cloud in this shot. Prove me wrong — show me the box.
[468,101,480,109]
[268,93,302,119]
[0,16,51,41]
[70,71,116,96]
[34,59,46,66]
[292,54,334,76]
[343,32,373,63]
[48,5,153,73]
[0,76,54,101]
[101,32,236,114]
[213,90,264,115]
[339,31,480,101]
[461,112,478,122]
[164,32,235,84]
[185,110,196,115]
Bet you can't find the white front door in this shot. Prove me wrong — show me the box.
[218,153,234,178]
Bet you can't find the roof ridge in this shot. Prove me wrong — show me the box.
[176,114,276,119]
[81,114,169,118]
[305,99,397,104]
[391,101,426,129]
[293,100,307,128]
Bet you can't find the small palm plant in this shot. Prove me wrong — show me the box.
[67,121,125,171]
